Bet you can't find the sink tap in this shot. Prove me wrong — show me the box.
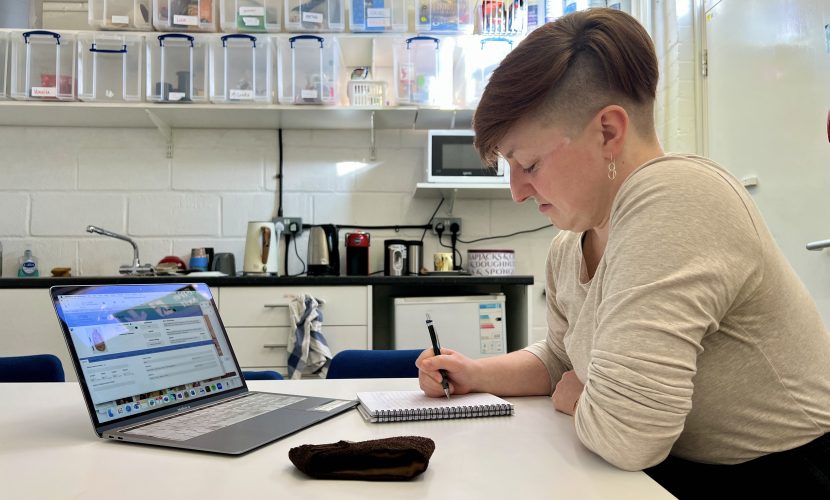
[85,225,154,275]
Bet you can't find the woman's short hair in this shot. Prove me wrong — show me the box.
[473,8,659,165]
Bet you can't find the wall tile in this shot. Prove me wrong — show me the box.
[0,144,77,190]
[0,194,29,236]
[313,192,407,225]
[283,147,362,192]
[79,148,170,190]
[221,193,278,237]
[32,193,125,236]
[173,147,266,191]
[129,193,220,236]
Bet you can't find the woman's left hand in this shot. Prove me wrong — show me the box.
[552,370,584,416]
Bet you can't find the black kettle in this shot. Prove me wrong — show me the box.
[307,224,340,276]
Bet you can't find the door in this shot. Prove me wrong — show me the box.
[703,0,830,324]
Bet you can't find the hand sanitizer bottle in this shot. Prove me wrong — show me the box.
[18,249,39,277]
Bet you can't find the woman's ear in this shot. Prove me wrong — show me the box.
[599,105,629,156]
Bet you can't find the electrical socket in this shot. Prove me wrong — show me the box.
[275,217,303,237]
[432,217,462,235]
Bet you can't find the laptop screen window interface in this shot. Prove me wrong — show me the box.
[55,284,244,425]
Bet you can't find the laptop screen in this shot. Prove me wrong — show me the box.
[51,283,246,426]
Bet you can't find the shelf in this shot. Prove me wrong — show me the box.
[414,182,512,210]
[0,100,474,130]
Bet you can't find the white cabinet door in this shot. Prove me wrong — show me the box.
[219,286,369,326]
[0,289,76,381]
[227,325,368,373]
[218,286,371,377]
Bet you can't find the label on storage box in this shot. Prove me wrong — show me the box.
[301,89,318,99]
[173,14,199,26]
[367,8,389,18]
[111,15,130,25]
[367,15,390,27]
[230,89,254,100]
[239,6,266,16]
[168,91,186,101]
[31,86,57,98]
[238,7,265,29]
[302,11,323,24]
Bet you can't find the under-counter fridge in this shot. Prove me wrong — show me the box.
[393,294,506,358]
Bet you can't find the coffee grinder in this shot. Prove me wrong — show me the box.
[345,232,370,275]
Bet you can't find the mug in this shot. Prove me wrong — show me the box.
[433,252,453,272]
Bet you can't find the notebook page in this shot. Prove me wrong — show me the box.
[357,390,511,414]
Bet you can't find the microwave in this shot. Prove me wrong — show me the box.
[427,130,510,184]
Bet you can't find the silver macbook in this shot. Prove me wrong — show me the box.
[50,283,357,455]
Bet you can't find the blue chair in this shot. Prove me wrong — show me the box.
[0,354,65,382]
[327,349,422,379]
[242,370,284,380]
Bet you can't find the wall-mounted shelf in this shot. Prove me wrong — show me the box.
[0,101,473,130]
[414,182,512,211]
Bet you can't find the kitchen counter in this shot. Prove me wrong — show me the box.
[0,275,533,288]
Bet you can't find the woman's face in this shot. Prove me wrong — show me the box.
[498,116,612,233]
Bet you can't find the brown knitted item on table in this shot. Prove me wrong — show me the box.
[288,436,435,481]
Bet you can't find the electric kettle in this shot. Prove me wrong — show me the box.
[307,224,340,276]
[243,221,281,275]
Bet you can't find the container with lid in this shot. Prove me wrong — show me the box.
[10,30,77,101]
[88,0,153,30]
[219,0,281,32]
[278,34,341,105]
[77,32,144,102]
[349,0,407,33]
[284,0,344,32]
[153,0,218,32]
[146,33,209,103]
[210,33,276,103]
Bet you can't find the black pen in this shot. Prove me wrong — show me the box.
[425,313,451,399]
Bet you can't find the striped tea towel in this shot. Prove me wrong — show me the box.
[286,293,332,379]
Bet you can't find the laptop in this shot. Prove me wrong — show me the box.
[50,282,357,455]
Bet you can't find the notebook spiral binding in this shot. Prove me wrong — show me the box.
[375,403,515,423]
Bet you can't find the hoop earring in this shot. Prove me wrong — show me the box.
[607,157,617,181]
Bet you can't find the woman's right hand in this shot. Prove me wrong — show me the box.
[416,347,477,397]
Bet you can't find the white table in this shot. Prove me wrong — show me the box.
[0,379,673,499]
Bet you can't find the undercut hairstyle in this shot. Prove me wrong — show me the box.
[473,8,659,165]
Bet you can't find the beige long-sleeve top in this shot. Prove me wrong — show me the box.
[526,154,830,470]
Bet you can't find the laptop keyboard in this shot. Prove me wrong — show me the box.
[122,392,305,441]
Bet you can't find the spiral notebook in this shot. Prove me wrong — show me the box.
[356,391,514,423]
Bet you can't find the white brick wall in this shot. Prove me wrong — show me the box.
[0,125,557,330]
[0,2,694,336]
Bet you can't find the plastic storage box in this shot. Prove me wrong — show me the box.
[393,36,453,106]
[349,0,407,32]
[88,0,153,30]
[454,36,514,107]
[284,0,344,32]
[146,33,209,102]
[415,0,474,34]
[210,34,276,103]
[279,35,340,105]
[220,0,281,32]
[10,30,77,101]
[153,0,218,31]
[77,33,144,102]
[0,32,8,100]
[478,0,526,35]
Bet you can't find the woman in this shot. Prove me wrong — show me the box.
[417,8,830,497]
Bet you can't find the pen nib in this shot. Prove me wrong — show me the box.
[443,387,450,399]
